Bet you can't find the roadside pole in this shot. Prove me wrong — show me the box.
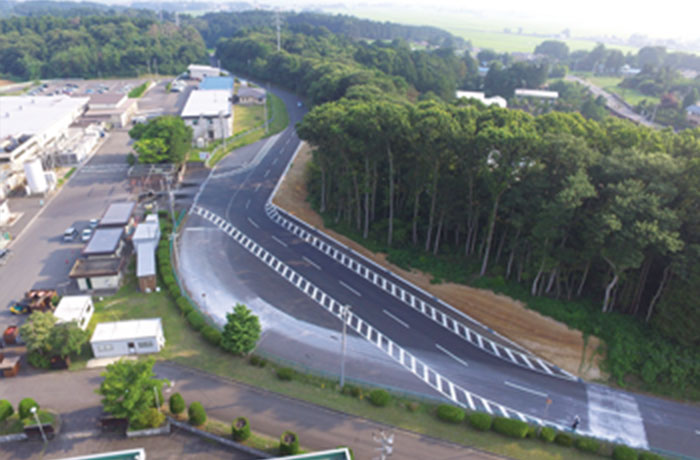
[339,304,351,389]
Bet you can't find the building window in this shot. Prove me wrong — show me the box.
[137,341,154,348]
[97,344,113,352]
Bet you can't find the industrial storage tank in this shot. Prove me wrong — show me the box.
[23,158,49,195]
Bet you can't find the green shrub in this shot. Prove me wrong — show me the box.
[539,426,556,442]
[526,425,537,438]
[132,408,165,430]
[162,274,175,286]
[612,445,639,460]
[276,367,295,381]
[188,402,206,426]
[126,153,136,165]
[169,393,185,415]
[279,430,300,455]
[368,389,391,407]
[158,209,168,218]
[0,400,14,421]
[554,432,574,447]
[249,355,267,367]
[638,452,663,460]
[186,311,206,331]
[436,405,465,424]
[231,416,251,441]
[575,437,600,454]
[27,352,50,369]
[51,294,60,306]
[167,283,180,299]
[468,412,493,431]
[341,384,363,398]
[201,326,222,346]
[18,398,39,419]
[492,417,529,438]
[176,297,193,315]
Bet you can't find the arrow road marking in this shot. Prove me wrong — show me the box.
[302,256,320,270]
[383,309,410,329]
[247,217,259,229]
[436,344,468,368]
[504,380,548,398]
[339,280,362,297]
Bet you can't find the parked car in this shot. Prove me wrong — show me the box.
[0,248,9,265]
[63,227,78,242]
[9,303,29,315]
[81,228,93,242]
[89,218,99,229]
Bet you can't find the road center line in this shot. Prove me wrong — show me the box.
[247,217,259,229]
[338,280,362,297]
[436,344,468,368]
[383,309,410,328]
[245,199,250,209]
[504,380,548,398]
[254,183,261,192]
[271,235,288,248]
[272,157,278,165]
[302,256,321,270]
[264,169,271,178]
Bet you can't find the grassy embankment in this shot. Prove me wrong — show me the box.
[575,72,660,106]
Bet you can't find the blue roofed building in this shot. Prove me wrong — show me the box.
[199,76,234,92]
[686,104,700,126]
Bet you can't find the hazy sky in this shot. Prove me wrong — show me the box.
[290,0,700,41]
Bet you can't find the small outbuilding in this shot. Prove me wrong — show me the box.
[188,64,221,81]
[133,214,160,293]
[235,86,266,105]
[54,295,94,330]
[90,318,165,358]
[98,202,136,234]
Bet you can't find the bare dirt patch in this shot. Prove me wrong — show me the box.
[273,143,604,380]
[0,79,14,87]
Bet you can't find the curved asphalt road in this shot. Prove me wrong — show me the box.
[179,84,700,459]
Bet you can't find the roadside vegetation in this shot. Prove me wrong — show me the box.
[127,81,149,98]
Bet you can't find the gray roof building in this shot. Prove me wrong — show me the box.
[82,228,124,257]
[99,202,135,228]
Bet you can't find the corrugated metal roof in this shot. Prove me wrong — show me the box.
[54,295,92,323]
[136,242,156,277]
[99,202,135,227]
[199,77,234,91]
[91,318,163,343]
[83,227,123,255]
[180,90,231,118]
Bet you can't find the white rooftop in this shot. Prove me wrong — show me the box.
[91,318,163,343]
[54,295,92,323]
[0,96,89,139]
[181,90,231,118]
[188,64,220,72]
[133,218,159,243]
[515,89,559,99]
[456,91,507,108]
[137,242,156,277]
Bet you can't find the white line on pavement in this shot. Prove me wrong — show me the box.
[254,183,261,192]
[272,157,278,165]
[695,430,700,435]
[245,199,250,209]
[504,381,548,398]
[339,280,362,297]
[383,309,410,328]
[271,235,288,247]
[302,256,321,270]
[264,169,271,178]
[436,344,469,368]
[247,217,259,229]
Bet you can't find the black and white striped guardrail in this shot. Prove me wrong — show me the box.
[191,204,562,428]
[263,203,575,381]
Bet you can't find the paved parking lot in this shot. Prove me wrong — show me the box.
[26,78,148,98]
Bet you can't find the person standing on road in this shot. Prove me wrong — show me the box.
[571,415,581,431]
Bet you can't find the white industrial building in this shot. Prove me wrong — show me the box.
[180,90,232,144]
[456,91,508,108]
[54,295,94,330]
[188,64,221,80]
[82,93,139,128]
[90,318,165,358]
[514,88,559,102]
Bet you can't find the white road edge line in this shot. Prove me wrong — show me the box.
[383,309,410,328]
[271,235,288,248]
[504,380,548,398]
[247,217,259,229]
[302,256,321,270]
[338,280,362,297]
[435,344,469,368]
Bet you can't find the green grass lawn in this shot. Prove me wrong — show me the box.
[233,104,265,135]
[575,72,660,106]
[70,268,603,460]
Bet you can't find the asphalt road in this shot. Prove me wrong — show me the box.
[179,84,700,458]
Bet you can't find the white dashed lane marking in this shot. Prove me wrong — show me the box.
[436,344,469,368]
[339,280,362,297]
[247,217,259,229]
[504,380,548,398]
[302,256,321,270]
[383,309,410,328]
[271,235,288,248]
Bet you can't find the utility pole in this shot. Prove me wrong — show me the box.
[263,96,268,133]
[339,304,351,388]
[275,10,281,52]
[219,110,227,151]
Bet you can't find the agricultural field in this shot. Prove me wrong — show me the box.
[575,72,661,106]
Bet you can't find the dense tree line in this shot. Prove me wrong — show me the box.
[0,15,207,80]
[0,0,131,18]
[186,10,467,49]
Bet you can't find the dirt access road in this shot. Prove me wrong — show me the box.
[272,143,603,380]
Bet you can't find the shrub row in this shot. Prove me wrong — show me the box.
[169,393,185,415]
[436,405,465,424]
[368,389,391,407]
[0,398,40,422]
[229,413,304,457]
[492,416,529,438]
[0,400,14,421]
[188,401,206,426]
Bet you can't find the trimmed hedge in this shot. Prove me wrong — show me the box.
[169,393,185,415]
[167,283,180,299]
[231,416,251,441]
[638,452,663,460]
[368,389,391,407]
[436,405,465,424]
[0,400,13,421]
[468,412,493,431]
[18,398,39,419]
[612,445,639,460]
[526,425,537,438]
[554,432,574,447]
[539,426,556,442]
[279,430,300,455]
[492,416,529,438]
[201,326,222,346]
[186,311,206,331]
[132,408,165,430]
[276,367,295,381]
[575,437,600,454]
[188,402,207,426]
[176,296,194,315]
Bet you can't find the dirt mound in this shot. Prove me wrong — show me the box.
[273,143,604,380]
